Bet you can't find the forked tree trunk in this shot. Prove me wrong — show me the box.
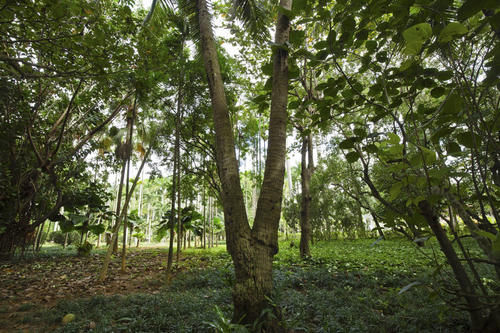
[197,0,291,329]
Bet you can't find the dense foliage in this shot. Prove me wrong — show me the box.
[1,0,499,331]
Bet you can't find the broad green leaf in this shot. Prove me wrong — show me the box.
[436,70,453,81]
[339,137,357,149]
[443,92,463,114]
[376,51,388,62]
[446,142,461,155]
[261,62,273,76]
[365,40,377,53]
[354,128,367,138]
[355,29,369,43]
[278,6,295,19]
[364,144,378,154]
[492,233,500,258]
[289,29,306,46]
[431,126,455,143]
[430,87,446,98]
[402,23,432,55]
[342,16,356,34]
[420,147,437,164]
[88,224,105,235]
[456,131,481,149]
[389,182,403,200]
[59,219,74,233]
[399,58,415,72]
[387,132,400,144]
[346,151,360,163]
[438,22,468,43]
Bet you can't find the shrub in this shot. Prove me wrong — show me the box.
[77,241,93,256]
[49,231,79,246]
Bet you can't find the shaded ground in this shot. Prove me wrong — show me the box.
[0,240,484,332]
[0,246,177,332]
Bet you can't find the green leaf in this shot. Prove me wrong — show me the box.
[365,40,377,53]
[261,62,273,76]
[364,144,378,154]
[402,23,432,55]
[399,58,414,72]
[456,131,481,149]
[59,219,74,233]
[346,151,360,163]
[438,22,468,43]
[376,51,388,62]
[443,92,463,114]
[474,230,496,241]
[436,70,453,81]
[289,29,306,46]
[292,0,307,12]
[278,6,295,19]
[431,126,455,143]
[446,141,461,155]
[354,128,367,138]
[88,224,105,235]
[342,16,356,34]
[420,146,437,164]
[430,87,446,98]
[387,132,400,144]
[457,0,500,21]
[389,182,403,200]
[339,137,357,149]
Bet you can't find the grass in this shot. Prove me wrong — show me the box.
[20,238,492,332]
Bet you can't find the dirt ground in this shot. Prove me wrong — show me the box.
[0,248,175,332]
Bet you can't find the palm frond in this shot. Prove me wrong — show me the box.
[230,0,270,42]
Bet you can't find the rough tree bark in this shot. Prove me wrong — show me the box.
[197,0,291,329]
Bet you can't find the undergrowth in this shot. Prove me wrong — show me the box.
[24,238,482,332]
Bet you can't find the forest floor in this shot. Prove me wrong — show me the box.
[0,245,193,332]
[0,239,490,332]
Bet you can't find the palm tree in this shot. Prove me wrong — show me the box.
[145,1,292,329]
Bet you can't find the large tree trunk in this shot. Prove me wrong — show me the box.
[197,0,291,329]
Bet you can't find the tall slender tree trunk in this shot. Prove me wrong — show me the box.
[197,0,291,329]
[167,129,178,273]
[300,134,312,258]
[202,184,206,249]
[113,154,127,254]
[121,99,136,272]
[99,147,151,282]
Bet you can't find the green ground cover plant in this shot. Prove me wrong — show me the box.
[14,238,491,332]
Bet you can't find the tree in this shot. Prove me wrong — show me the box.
[307,0,500,330]
[0,0,140,256]
[197,0,292,328]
